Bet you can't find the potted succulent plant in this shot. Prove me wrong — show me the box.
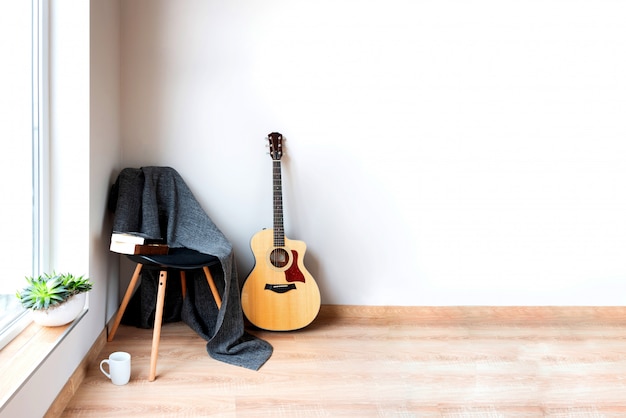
[16,272,93,326]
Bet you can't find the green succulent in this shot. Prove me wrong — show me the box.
[16,272,93,310]
[60,273,93,295]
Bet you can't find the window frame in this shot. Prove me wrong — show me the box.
[33,0,50,276]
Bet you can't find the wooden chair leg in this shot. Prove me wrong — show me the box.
[149,270,168,382]
[202,266,222,309]
[180,271,187,299]
[108,263,143,342]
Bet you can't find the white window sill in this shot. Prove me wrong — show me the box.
[0,309,86,411]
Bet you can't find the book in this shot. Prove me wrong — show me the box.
[110,232,163,245]
[109,241,169,255]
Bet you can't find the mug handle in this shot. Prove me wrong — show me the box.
[99,359,111,379]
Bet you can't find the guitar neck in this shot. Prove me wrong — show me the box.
[273,160,285,247]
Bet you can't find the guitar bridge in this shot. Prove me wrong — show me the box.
[264,283,297,294]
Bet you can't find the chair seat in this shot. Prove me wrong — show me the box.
[127,247,220,270]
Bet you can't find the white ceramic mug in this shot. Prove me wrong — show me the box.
[100,351,131,385]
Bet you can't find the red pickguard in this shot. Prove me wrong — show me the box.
[285,250,305,283]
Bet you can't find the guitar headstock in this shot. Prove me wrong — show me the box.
[267,132,283,161]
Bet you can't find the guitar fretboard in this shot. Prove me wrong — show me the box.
[273,160,285,247]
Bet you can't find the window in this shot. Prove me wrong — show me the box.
[0,0,45,350]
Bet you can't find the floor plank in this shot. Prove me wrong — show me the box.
[60,306,626,417]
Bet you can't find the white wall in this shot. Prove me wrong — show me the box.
[0,1,121,416]
[120,0,626,306]
[90,0,123,326]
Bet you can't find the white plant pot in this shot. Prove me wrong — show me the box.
[31,292,87,327]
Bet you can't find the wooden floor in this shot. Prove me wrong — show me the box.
[60,306,626,417]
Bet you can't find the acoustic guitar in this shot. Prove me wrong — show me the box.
[241,132,321,331]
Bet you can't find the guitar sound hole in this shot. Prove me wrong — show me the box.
[270,248,289,268]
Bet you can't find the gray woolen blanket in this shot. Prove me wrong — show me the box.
[109,166,272,370]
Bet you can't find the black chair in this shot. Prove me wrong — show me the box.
[108,166,239,379]
[107,248,222,381]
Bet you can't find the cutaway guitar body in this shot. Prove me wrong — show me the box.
[242,228,321,331]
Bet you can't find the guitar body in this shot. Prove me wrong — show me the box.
[242,228,321,331]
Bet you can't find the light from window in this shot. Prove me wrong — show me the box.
[0,0,39,349]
